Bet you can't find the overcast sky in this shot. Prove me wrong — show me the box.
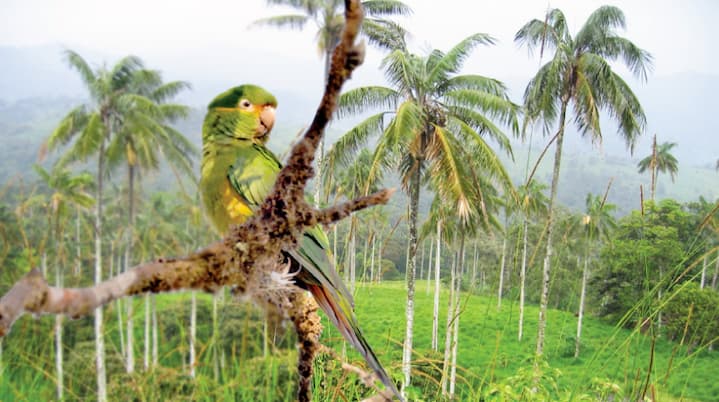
[2,0,717,86]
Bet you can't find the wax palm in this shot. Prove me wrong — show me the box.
[637,136,678,200]
[33,164,94,400]
[516,180,548,341]
[45,50,162,400]
[331,34,517,391]
[516,5,651,358]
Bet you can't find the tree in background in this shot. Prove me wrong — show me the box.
[252,0,412,206]
[104,65,195,373]
[637,135,679,200]
[516,180,548,341]
[575,192,616,357]
[329,33,517,393]
[47,51,164,401]
[515,5,652,360]
[33,165,94,400]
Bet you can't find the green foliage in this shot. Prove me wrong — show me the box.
[663,282,719,347]
[594,199,696,324]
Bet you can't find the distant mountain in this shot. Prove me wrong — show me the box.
[0,45,716,216]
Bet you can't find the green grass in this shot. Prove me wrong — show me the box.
[0,282,716,401]
[343,281,718,401]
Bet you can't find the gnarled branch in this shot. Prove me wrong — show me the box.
[0,1,392,401]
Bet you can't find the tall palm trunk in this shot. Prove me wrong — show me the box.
[425,235,433,294]
[349,216,357,293]
[54,248,64,400]
[75,208,82,276]
[369,234,376,284]
[126,165,136,373]
[401,166,421,396]
[497,235,507,310]
[650,134,657,201]
[189,291,197,377]
[537,98,568,360]
[441,246,457,395]
[432,220,442,351]
[471,241,478,288]
[450,235,465,398]
[712,250,719,289]
[700,255,707,289]
[94,147,107,402]
[575,248,590,357]
[152,295,158,367]
[144,294,150,369]
[518,219,529,341]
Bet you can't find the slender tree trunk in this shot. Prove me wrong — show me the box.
[575,251,590,358]
[152,295,158,367]
[432,221,442,351]
[212,293,220,381]
[370,234,376,284]
[419,240,426,285]
[441,247,457,396]
[497,236,507,310]
[519,219,529,341]
[536,99,568,362]
[349,217,356,294]
[94,148,107,402]
[75,208,81,276]
[144,294,150,370]
[658,266,664,330]
[450,236,465,398]
[401,166,421,397]
[426,235,433,294]
[116,254,125,361]
[189,291,197,377]
[471,241,478,288]
[55,258,64,400]
[712,250,719,290]
[700,255,707,289]
[126,165,136,373]
[650,134,657,201]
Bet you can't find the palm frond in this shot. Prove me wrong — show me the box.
[63,50,97,92]
[47,106,90,150]
[426,124,474,221]
[328,112,387,167]
[337,86,399,117]
[362,0,412,17]
[251,14,310,30]
[447,107,513,156]
[428,33,495,85]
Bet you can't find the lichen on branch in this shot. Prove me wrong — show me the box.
[0,1,393,400]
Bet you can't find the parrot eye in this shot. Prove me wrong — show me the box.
[239,99,252,110]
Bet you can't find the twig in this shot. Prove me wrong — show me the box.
[0,1,387,401]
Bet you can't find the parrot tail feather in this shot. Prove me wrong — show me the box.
[307,284,403,402]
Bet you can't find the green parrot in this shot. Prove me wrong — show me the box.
[200,84,402,400]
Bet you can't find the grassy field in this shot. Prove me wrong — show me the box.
[0,281,716,401]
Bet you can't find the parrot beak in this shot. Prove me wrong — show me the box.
[256,105,276,141]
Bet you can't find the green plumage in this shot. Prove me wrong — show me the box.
[200,85,401,401]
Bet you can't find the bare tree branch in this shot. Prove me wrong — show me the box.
[0,1,389,400]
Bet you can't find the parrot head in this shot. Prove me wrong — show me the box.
[204,84,278,144]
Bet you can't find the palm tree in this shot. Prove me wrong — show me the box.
[515,5,652,359]
[104,67,195,373]
[330,34,518,392]
[253,0,412,206]
[637,135,678,200]
[34,165,94,400]
[47,50,157,401]
[575,191,615,357]
[516,180,548,341]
